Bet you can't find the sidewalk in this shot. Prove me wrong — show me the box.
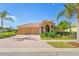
[0,48,79,56]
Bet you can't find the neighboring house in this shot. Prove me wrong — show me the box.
[18,20,54,35]
[66,26,77,32]
[66,23,77,32]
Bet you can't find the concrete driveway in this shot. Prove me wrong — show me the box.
[0,35,52,48]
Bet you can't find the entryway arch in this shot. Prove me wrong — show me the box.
[41,26,44,33]
[45,25,50,33]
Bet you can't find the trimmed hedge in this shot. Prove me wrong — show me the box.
[40,31,77,38]
[0,31,16,39]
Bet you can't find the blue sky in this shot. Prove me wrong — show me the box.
[0,3,76,28]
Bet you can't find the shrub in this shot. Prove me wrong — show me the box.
[62,32,70,35]
[0,31,16,39]
[40,33,46,38]
[44,32,48,36]
[56,32,71,36]
[71,32,77,35]
[56,34,62,38]
[47,32,52,37]
[47,32,56,37]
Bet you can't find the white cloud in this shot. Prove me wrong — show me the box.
[10,16,16,21]
[6,15,16,21]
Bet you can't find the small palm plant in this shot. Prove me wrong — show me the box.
[57,20,69,32]
[0,11,14,34]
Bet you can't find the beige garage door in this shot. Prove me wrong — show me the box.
[28,27,39,35]
[18,27,40,35]
[31,27,40,35]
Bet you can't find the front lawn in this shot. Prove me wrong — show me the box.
[0,31,16,39]
[48,42,73,48]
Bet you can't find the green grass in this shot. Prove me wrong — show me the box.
[48,42,73,48]
[0,31,16,39]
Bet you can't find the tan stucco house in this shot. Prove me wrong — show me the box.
[18,20,54,35]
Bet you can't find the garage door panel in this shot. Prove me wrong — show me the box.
[32,27,39,35]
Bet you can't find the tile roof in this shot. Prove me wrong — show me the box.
[18,20,53,27]
[19,23,41,27]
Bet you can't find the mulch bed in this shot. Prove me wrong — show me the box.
[48,42,79,48]
[48,42,73,48]
[67,42,79,48]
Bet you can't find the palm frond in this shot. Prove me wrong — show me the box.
[4,10,11,15]
[57,10,65,21]
[65,5,73,19]
[4,18,14,22]
[0,11,14,22]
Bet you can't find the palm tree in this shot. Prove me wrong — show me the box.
[57,4,72,33]
[57,3,79,41]
[0,11,14,33]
